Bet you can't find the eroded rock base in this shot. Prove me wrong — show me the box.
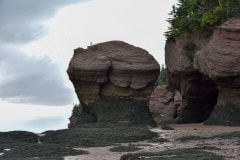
[76,98,156,127]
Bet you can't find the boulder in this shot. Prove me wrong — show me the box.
[68,116,79,129]
[165,32,218,123]
[67,41,160,126]
[148,86,182,124]
[194,18,240,125]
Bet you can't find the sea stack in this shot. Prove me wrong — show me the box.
[67,41,160,127]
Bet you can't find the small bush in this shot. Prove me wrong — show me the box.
[183,42,196,62]
[71,104,82,117]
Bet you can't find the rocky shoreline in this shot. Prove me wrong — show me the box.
[0,124,239,160]
[2,18,240,160]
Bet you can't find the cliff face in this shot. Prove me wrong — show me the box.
[166,18,240,125]
[194,18,240,125]
[68,41,160,127]
[165,31,218,123]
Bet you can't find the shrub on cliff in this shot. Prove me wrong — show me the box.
[71,104,82,117]
[184,42,196,61]
[165,0,240,39]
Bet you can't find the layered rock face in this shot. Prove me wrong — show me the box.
[165,18,240,125]
[194,19,240,125]
[165,32,218,123]
[149,86,182,124]
[68,41,160,126]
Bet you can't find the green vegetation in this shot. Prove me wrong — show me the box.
[42,124,158,147]
[0,143,88,160]
[155,64,167,86]
[195,146,221,151]
[205,102,240,126]
[81,98,156,126]
[87,42,98,50]
[183,42,196,61]
[112,86,131,97]
[177,131,240,142]
[211,131,240,139]
[147,137,170,143]
[71,104,82,117]
[165,0,240,39]
[109,145,142,152]
[0,131,88,160]
[120,148,224,160]
[155,65,177,93]
[176,135,208,142]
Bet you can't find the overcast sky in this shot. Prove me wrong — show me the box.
[0,0,177,132]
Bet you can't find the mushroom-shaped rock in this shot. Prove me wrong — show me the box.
[194,19,240,125]
[67,41,160,126]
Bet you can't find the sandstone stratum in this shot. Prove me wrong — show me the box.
[166,18,240,125]
[67,41,160,127]
[194,18,240,125]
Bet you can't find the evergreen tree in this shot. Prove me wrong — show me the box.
[156,64,167,86]
[165,0,240,39]
[71,104,82,117]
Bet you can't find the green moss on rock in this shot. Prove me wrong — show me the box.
[79,98,156,126]
[205,103,240,126]
[42,124,158,147]
[120,148,224,160]
[111,86,131,97]
[109,145,142,152]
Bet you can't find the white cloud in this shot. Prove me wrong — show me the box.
[0,0,178,132]
[0,45,74,106]
[0,100,72,133]
[24,0,177,66]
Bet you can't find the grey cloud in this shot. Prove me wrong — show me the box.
[0,46,74,105]
[24,116,65,129]
[0,0,89,44]
[0,0,90,105]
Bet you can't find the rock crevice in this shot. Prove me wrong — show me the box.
[165,31,218,123]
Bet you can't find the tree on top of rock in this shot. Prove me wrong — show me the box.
[165,0,240,39]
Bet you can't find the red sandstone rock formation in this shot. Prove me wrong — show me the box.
[165,32,218,123]
[149,86,182,124]
[67,41,160,127]
[194,19,240,125]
